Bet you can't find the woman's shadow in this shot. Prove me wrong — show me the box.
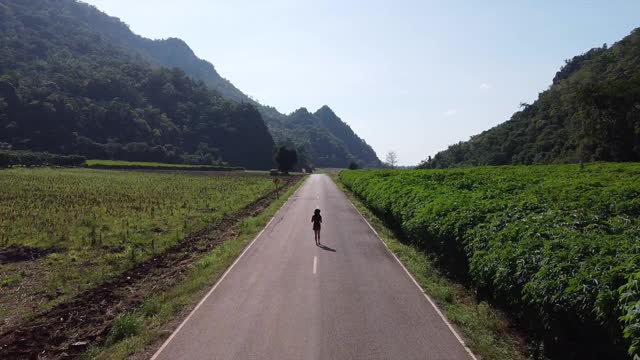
[317,243,336,252]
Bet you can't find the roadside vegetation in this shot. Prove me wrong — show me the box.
[0,168,274,328]
[339,164,640,359]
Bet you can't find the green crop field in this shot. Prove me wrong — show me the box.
[340,163,640,358]
[0,168,275,325]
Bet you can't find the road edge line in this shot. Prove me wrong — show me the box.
[150,178,307,360]
[348,201,479,360]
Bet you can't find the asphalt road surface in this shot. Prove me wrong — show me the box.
[152,174,475,360]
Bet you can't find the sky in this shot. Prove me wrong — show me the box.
[84,0,640,165]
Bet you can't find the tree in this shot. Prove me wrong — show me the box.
[274,146,298,174]
[0,152,10,168]
[419,155,433,169]
[385,151,398,169]
[294,145,312,172]
[0,97,7,123]
[348,161,359,170]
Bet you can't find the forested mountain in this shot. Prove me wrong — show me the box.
[266,106,381,168]
[314,106,380,167]
[272,107,352,168]
[58,2,250,104]
[0,0,275,169]
[57,1,381,168]
[420,29,640,168]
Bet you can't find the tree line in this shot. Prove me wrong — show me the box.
[0,150,86,168]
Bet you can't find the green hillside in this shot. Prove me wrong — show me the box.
[420,29,640,168]
[58,2,250,104]
[0,0,275,169]
[266,106,381,168]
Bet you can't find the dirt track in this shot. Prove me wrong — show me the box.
[0,176,298,359]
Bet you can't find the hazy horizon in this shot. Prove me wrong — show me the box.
[84,0,640,165]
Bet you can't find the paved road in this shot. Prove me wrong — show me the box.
[152,174,474,360]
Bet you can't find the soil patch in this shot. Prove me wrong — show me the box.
[0,176,299,359]
[0,246,64,265]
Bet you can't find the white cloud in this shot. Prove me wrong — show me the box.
[443,109,458,117]
[480,83,492,90]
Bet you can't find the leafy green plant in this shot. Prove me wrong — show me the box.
[340,163,640,359]
[0,273,23,287]
[619,272,640,356]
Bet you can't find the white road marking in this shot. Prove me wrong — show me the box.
[348,201,478,360]
[150,178,308,360]
[313,256,318,274]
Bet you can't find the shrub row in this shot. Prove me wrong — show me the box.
[340,164,640,359]
[84,160,244,172]
[0,151,86,168]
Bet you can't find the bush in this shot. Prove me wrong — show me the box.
[106,313,142,345]
[0,152,11,168]
[0,151,86,168]
[274,146,297,174]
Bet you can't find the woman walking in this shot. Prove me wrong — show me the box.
[311,208,322,246]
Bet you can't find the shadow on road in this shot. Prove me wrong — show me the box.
[317,244,336,252]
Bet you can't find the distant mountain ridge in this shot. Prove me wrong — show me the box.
[314,106,381,166]
[66,2,381,168]
[420,29,640,168]
[64,3,251,103]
